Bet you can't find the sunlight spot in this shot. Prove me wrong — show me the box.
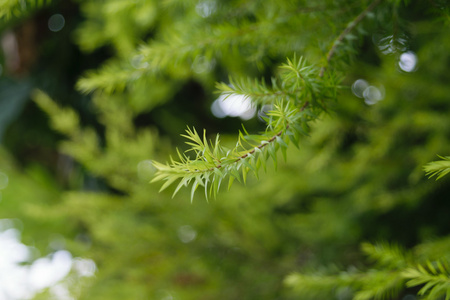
[353,79,385,106]
[73,258,96,277]
[0,228,33,299]
[351,79,369,98]
[48,14,65,32]
[363,85,384,105]
[399,51,417,72]
[0,221,97,299]
[177,225,197,243]
[29,250,72,290]
[210,99,227,118]
[0,229,30,265]
[50,283,73,300]
[211,93,256,120]
[196,1,217,18]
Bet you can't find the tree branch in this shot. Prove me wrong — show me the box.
[218,0,383,173]
[232,100,309,163]
[320,0,383,77]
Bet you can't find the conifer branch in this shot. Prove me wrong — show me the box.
[320,0,383,77]
[150,0,381,200]
[424,155,450,180]
[403,260,450,300]
[152,98,304,201]
[287,243,450,300]
[152,50,341,200]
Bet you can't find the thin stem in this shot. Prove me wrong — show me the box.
[319,0,383,77]
[236,128,285,162]
[233,100,309,163]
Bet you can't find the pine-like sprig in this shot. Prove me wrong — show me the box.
[152,95,311,202]
[424,155,450,180]
[287,242,450,300]
[362,242,410,269]
[150,53,345,201]
[151,0,385,200]
[403,260,450,300]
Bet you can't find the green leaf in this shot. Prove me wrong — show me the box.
[172,177,190,198]
[277,136,288,161]
[190,179,200,203]
[230,167,242,183]
[424,155,450,180]
[159,176,179,193]
[227,175,235,190]
[268,144,278,169]
[204,178,209,202]
[242,156,256,173]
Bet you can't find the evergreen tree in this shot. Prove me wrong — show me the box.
[0,0,450,299]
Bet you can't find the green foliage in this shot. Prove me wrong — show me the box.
[287,243,450,300]
[424,156,450,180]
[152,55,341,201]
[362,242,410,269]
[75,0,158,56]
[1,0,450,299]
[403,260,450,300]
[149,0,375,197]
[0,0,51,21]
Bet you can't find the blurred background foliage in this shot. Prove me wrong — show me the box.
[0,0,450,299]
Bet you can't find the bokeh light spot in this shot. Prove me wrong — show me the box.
[211,94,256,120]
[196,1,217,18]
[351,79,369,98]
[73,258,96,277]
[210,99,227,118]
[137,160,156,181]
[0,228,30,265]
[352,79,385,106]
[0,223,96,299]
[48,14,65,32]
[363,86,384,105]
[177,225,197,243]
[29,250,72,290]
[399,51,418,72]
